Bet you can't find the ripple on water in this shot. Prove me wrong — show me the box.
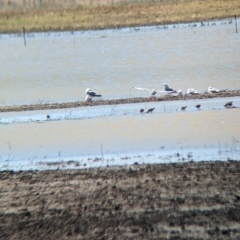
[0,97,239,170]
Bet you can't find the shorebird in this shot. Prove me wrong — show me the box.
[196,104,201,109]
[132,87,174,96]
[85,88,102,98]
[162,83,177,93]
[224,101,233,108]
[147,108,155,113]
[140,109,144,113]
[181,106,187,111]
[46,115,50,119]
[208,86,220,93]
[187,88,201,95]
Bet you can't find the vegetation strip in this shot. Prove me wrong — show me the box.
[1,90,240,112]
[0,0,240,33]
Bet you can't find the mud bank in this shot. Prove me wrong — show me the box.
[0,161,240,239]
[1,90,240,113]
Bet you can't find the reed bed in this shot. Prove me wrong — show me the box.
[0,0,239,33]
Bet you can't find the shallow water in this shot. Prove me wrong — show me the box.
[1,20,240,170]
[0,19,240,106]
[0,97,239,170]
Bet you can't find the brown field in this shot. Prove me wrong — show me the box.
[1,161,240,239]
[0,0,240,33]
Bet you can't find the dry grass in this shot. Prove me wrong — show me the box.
[0,0,239,33]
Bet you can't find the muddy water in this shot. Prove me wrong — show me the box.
[0,19,240,106]
[0,97,239,170]
[1,20,240,170]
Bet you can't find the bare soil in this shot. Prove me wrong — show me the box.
[1,90,240,113]
[0,161,240,239]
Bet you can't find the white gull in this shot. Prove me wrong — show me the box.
[132,87,174,96]
[208,86,220,93]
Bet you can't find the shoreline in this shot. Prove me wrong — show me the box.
[0,15,236,35]
[1,160,240,239]
[0,0,239,34]
[0,16,236,36]
[1,90,240,112]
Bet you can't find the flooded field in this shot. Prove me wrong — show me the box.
[0,97,239,170]
[0,20,240,170]
[0,20,240,239]
[0,19,240,106]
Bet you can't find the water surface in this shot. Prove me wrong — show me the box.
[0,19,240,106]
[1,20,240,170]
[1,97,239,170]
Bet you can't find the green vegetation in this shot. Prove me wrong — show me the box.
[0,0,239,33]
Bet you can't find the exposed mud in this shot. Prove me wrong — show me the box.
[1,90,240,112]
[0,161,240,239]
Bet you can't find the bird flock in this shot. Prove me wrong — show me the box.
[139,100,236,115]
[45,85,236,120]
[84,84,222,102]
[79,84,236,117]
[132,84,220,96]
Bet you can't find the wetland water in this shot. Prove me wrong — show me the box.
[0,97,240,170]
[0,19,240,105]
[0,19,240,170]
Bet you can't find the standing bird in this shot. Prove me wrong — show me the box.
[162,83,177,93]
[208,86,220,93]
[196,104,201,109]
[181,106,187,111]
[147,108,155,113]
[46,115,50,120]
[85,88,102,98]
[224,101,233,108]
[140,109,144,113]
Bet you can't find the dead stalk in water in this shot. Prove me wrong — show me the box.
[101,143,104,161]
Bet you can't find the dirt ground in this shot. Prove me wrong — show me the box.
[1,90,240,112]
[0,161,240,239]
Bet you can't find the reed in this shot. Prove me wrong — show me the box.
[0,0,239,33]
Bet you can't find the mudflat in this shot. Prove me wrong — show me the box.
[0,161,240,239]
[1,90,240,112]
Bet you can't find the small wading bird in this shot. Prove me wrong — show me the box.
[187,88,201,95]
[208,86,220,93]
[224,101,233,108]
[46,115,50,119]
[181,106,187,111]
[196,104,201,109]
[147,108,155,113]
[140,109,144,113]
[132,87,174,96]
